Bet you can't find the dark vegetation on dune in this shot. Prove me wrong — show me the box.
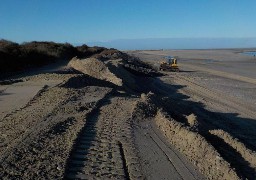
[0,39,119,76]
[0,39,160,78]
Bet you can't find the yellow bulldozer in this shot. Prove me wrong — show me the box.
[159,56,180,72]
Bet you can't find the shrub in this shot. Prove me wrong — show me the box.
[0,40,108,75]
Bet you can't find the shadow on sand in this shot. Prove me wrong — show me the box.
[62,70,256,179]
[143,75,256,179]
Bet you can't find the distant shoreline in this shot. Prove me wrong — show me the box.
[87,37,256,51]
[125,47,256,52]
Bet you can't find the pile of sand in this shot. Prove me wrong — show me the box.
[68,56,161,87]
[133,92,241,179]
[186,113,199,131]
[132,92,157,120]
[209,129,256,170]
[68,57,123,86]
[155,110,239,179]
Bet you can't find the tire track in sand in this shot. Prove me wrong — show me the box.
[176,75,256,119]
[180,63,256,85]
[65,95,143,179]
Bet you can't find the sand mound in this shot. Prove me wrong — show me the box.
[103,59,137,91]
[186,113,199,131]
[68,57,122,86]
[67,55,161,93]
[209,129,256,169]
[132,94,240,179]
[91,49,123,60]
[155,110,239,179]
[132,92,157,120]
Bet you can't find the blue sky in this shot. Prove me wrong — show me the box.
[0,0,256,45]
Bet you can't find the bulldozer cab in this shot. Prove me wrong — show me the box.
[166,56,172,64]
[165,56,177,65]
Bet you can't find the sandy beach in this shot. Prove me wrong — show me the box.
[0,49,256,179]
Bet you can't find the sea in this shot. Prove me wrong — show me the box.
[241,51,256,57]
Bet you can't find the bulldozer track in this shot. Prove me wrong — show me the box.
[118,141,131,180]
[65,96,142,179]
[150,126,200,180]
[173,75,256,145]
[180,63,256,85]
[0,85,70,163]
[175,75,256,119]
[134,120,204,180]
